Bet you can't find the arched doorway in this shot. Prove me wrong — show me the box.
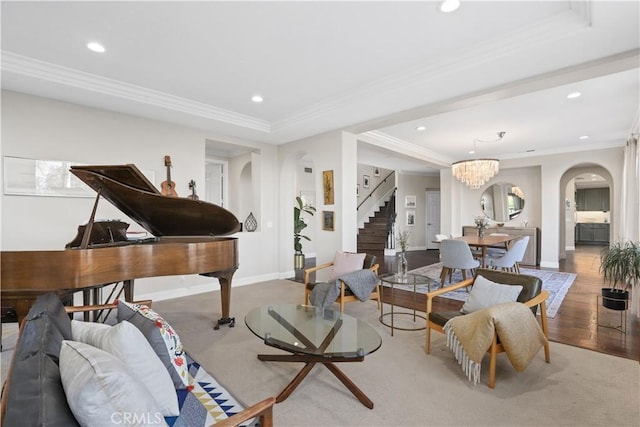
[559,165,613,260]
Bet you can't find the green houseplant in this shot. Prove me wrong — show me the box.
[294,196,316,269]
[599,241,640,310]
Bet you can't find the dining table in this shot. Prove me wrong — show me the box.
[456,234,520,267]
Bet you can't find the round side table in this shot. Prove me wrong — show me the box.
[379,273,433,336]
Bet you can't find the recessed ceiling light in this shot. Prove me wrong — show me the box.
[579,135,589,140]
[439,0,461,13]
[251,95,263,103]
[86,42,105,53]
[468,149,475,154]
[567,92,581,99]
[416,126,426,131]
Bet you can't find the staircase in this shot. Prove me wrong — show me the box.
[357,199,393,260]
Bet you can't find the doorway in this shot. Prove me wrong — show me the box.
[559,165,613,260]
[425,190,441,249]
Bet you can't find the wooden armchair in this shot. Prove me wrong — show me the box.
[425,269,550,388]
[303,253,380,312]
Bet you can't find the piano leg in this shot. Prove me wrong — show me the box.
[82,289,91,322]
[123,279,134,302]
[203,268,237,330]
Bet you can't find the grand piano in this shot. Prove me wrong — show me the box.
[1,164,241,329]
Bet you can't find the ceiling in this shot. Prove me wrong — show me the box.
[2,1,639,174]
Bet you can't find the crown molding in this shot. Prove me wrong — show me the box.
[359,130,453,167]
[1,51,271,133]
[273,6,591,133]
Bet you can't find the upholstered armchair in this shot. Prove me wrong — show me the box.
[425,268,550,388]
[303,252,380,313]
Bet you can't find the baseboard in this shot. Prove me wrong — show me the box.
[136,272,281,302]
[540,261,560,269]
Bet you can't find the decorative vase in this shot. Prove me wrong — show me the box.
[477,226,485,238]
[397,251,408,281]
[244,212,258,232]
[294,253,305,270]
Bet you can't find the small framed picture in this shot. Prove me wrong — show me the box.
[322,210,335,231]
[406,210,416,226]
[363,175,370,188]
[323,170,334,205]
[373,167,380,177]
[405,195,416,208]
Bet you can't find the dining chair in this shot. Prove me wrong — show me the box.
[435,234,450,242]
[486,232,510,257]
[439,239,480,284]
[487,236,530,273]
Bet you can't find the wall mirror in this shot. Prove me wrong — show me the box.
[480,182,525,222]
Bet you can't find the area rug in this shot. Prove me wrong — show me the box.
[391,263,576,318]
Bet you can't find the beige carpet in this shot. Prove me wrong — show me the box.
[2,279,638,426]
[153,279,639,427]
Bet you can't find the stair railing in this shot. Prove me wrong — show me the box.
[357,171,396,210]
[386,189,397,250]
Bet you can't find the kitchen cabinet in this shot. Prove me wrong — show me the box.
[576,188,609,211]
[575,223,609,245]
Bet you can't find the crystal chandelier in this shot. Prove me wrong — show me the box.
[452,132,505,189]
[452,159,499,189]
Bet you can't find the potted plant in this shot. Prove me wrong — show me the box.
[599,241,640,310]
[293,196,316,269]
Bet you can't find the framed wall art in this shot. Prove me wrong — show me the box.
[363,175,370,188]
[406,210,416,226]
[323,170,334,205]
[322,210,335,231]
[405,195,416,208]
[4,156,93,198]
[373,167,380,177]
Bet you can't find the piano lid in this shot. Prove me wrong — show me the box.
[70,164,240,237]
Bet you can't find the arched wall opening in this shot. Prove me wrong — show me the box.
[559,164,613,259]
[279,150,316,272]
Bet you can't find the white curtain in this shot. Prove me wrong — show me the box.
[620,136,639,317]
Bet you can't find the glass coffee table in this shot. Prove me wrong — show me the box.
[379,273,433,336]
[245,304,382,409]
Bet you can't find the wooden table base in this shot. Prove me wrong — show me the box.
[257,353,373,409]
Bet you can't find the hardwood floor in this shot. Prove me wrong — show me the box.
[378,246,639,361]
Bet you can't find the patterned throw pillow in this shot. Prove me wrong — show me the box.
[117,301,190,389]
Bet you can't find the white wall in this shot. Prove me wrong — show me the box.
[277,131,357,280]
[1,90,280,301]
[395,173,440,249]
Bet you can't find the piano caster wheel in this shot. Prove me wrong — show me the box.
[214,316,235,330]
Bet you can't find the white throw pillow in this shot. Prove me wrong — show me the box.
[461,275,523,314]
[328,251,366,282]
[71,320,179,416]
[59,340,168,427]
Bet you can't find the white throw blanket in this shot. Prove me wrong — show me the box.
[444,302,548,384]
